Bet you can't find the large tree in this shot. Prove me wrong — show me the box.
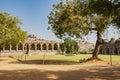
[48,0,112,59]
[0,12,27,53]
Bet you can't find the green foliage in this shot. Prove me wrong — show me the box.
[48,0,111,39]
[60,37,79,54]
[48,0,118,58]
[48,0,90,38]
[88,0,120,28]
[0,12,27,48]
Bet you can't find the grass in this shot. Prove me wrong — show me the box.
[10,54,120,64]
[99,55,120,64]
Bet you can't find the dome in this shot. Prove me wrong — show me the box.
[115,38,120,43]
[109,38,116,44]
[103,39,109,44]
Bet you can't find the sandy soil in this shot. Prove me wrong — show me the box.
[0,57,120,80]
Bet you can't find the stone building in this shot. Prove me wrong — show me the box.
[2,35,61,55]
[99,38,120,55]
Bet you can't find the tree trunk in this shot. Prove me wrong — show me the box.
[25,44,29,55]
[92,32,103,59]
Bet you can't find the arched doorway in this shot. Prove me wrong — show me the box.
[54,43,58,50]
[5,44,9,50]
[12,45,16,50]
[37,44,41,50]
[31,43,35,50]
[42,44,47,50]
[25,43,29,51]
[18,43,23,50]
[48,44,52,50]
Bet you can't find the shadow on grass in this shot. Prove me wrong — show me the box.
[0,66,120,80]
[79,58,87,63]
[9,59,80,65]
[8,55,81,65]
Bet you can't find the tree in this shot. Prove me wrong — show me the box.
[60,43,66,54]
[0,12,27,54]
[88,0,120,28]
[60,37,79,54]
[48,0,111,59]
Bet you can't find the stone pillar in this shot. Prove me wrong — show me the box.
[40,43,43,51]
[46,44,48,51]
[116,44,120,55]
[16,44,18,52]
[22,44,25,51]
[57,43,60,51]
[102,50,106,54]
[108,45,115,54]
[52,44,54,51]
[29,44,31,51]
[117,48,120,55]
[35,44,37,51]
[9,45,12,52]
[101,46,107,54]
[3,47,5,52]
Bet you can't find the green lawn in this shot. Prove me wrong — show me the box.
[11,54,120,64]
[99,55,120,64]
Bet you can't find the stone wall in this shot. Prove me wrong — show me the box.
[99,38,120,55]
[1,35,61,55]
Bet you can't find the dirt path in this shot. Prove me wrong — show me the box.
[0,57,120,80]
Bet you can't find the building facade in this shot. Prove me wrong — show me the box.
[2,35,61,55]
[99,38,120,55]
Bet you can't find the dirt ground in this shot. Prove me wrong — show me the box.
[0,57,120,80]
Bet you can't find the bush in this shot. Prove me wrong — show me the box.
[79,58,86,63]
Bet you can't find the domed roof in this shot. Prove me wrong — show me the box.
[115,38,120,43]
[103,39,109,44]
[109,38,116,44]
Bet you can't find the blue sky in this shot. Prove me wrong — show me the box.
[0,0,61,40]
[0,0,119,43]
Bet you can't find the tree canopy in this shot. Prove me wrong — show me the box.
[48,0,111,38]
[88,0,120,28]
[48,0,113,58]
[0,12,27,49]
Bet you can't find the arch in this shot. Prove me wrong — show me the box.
[12,45,16,50]
[5,45,9,50]
[54,43,58,50]
[48,44,52,50]
[42,43,47,50]
[18,43,23,50]
[37,44,41,50]
[25,43,29,50]
[31,43,35,50]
